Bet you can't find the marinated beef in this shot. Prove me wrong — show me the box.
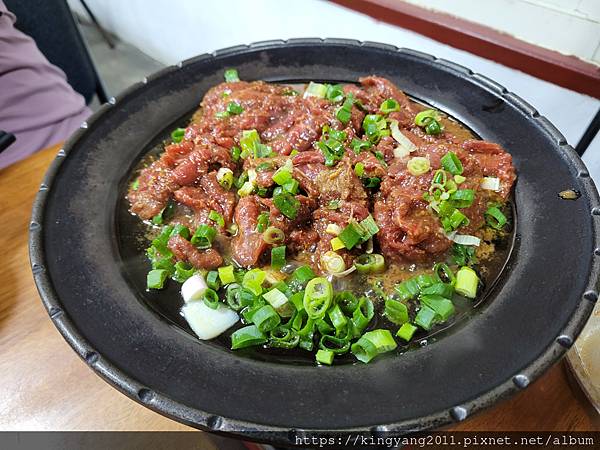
[129,75,516,273]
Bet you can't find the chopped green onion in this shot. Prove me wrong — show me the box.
[304,81,328,98]
[452,243,477,266]
[414,305,438,330]
[263,226,285,244]
[231,145,241,162]
[327,304,348,332]
[282,179,299,194]
[420,294,455,321]
[224,69,240,82]
[226,101,243,115]
[384,299,409,325]
[414,109,440,126]
[454,174,466,184]
[218,265,236,285]
[263,287,288,309]
[316,349,334,365]
[335,291,358,315]
[131,178,139,191]
[319,334,351,354]
[303,277,333,319]
[172,262,195,283]
[425,119,442,135]
[206,270,221,290]
[240,129,260,158]
[291,265,316,283]
[351,297,374,336]
[209,210,225,228]
[354,162,365,177]
[216,167,234,190]
[351,329,397,363]
[363,177,381,188]
[242,268,266,296]
[171,127,185,143]
[432,169,447,186]
[147,269,168,289]
[272,162,293,185]
[449,189,475,208]
[354,253,385,274]
[362,114,388,143]
[251,305,281,333]
[395,278,420,301]
[351,139,372,156]
[420,282,454,299]
[485,206,507,229]
[271,245,286,270]
[336,93,354,125]
[226,285,255,311]
[380,98,400,113]
[415,274,438,290]
[269,326,299,349]
[231,325,267,349]
[455,266,479,299]
[360,215,379,237]
[202,288,220,309]
[256,212,270,233]
[441,208,469,232]
[396,323,417,341]
[433,262,456,285]
[338,222,364,250]
[237,181,255,197]
[441,152,464,175]
[273,192,300,220]
[407,156,430,176]
[325,84,345,102]
[191,224,217,249]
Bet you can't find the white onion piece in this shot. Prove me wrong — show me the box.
[332,265,357,278]
[326,223,342,235]
[445,231,480,246]
[393,146,411,159]
[390,120,416,153]
[181,273,208,303]
[481,177,501,191]
[182,301,238,340]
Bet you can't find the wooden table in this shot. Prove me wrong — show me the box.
[1,144,598,433]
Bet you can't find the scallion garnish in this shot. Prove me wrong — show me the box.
[230,325,267,349]
[147,269,168,289]
[485,206,507,229]
[224,69,240,82]
[255,212,270,233]
[316,349,334,365]
[379,98,400,113]
[351,329,397,363]
[251,305,281,333]
[271,245,286,270]
[455,266,480,299]
[242,268,266,296]
[325,84,345,103]
[171,127,185,143]
[226,101,244,115]
[396,323,417,341]
[202,288,220,309]
[354,253,385,274]
[191,224,217,249]
[262,226,285,244]
[336,93,354,125]
[440,151,463,175]
[218,265,236,285]
[303,277,333,319]
[407,156,430,176]
[206,270,221,290]
[208,210,225,228]
[273,192,300,220]
[384,299,409,325]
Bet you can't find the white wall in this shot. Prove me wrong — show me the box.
[402,0,600,65]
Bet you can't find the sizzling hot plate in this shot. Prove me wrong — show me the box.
[30,40,599,443]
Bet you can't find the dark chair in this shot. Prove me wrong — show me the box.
[4,0,108,104]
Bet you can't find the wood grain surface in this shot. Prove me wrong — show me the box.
[0,145,598,434]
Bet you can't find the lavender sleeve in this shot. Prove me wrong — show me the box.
[0,1,92,170]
